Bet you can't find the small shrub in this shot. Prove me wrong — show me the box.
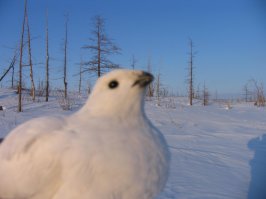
[56,90,76,111]
[164,97,176,109]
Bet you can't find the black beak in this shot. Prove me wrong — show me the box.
[132,71,154,88]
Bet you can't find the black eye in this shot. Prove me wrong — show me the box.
[108,80,119,89]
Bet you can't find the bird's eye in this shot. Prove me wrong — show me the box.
[108,80,119,89]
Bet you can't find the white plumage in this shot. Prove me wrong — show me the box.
[0,69,170,199]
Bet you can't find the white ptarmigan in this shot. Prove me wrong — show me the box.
[0,69,170,199]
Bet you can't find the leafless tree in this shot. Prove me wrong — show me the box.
[146,57,154,97]
[251,79,265,107]
[155,73,161,106]
[187,38,196,106]
[25,4,35,101]
[18,0,27,112]
[243,84,249,102]
[202,82,209,106]
[195,83,201,99]
[243,83,252,102]
[0,52,17,83]
[0,45,19,88]
[78,56,84,95]
[11,59,15,88]
[45,10,49,102]
[82,15,120,77]
[63,15,68,99]
[131,54,137,70]
[87,80,91,95]
[36,78,45,98]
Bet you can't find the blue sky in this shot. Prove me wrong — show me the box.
[0,0,265,96]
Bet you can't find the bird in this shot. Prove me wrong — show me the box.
[0,69,170,199]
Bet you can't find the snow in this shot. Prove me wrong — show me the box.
[1,88,266,198]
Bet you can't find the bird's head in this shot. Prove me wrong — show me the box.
[83,69,153,118]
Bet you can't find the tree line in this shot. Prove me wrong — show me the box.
[0,0,265,112]
[0,0,121,112]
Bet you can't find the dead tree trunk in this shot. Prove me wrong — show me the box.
[188,38,195,106]
[63,15,68,99]
[0,53,17,82]
[45,10,49,102]
[202,82,209,106]
[25,7,35,101]
[97,24,101,77]
[18,0,27,112]
[243,84,249,102]
[131,54,137,70]
[11,63,15,88]
[147,57,154,97]
[156,73,161,106]
[79,57,83,95]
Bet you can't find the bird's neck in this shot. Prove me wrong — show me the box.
[76,97,146,122]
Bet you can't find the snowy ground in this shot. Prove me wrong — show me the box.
[1,89,266,199]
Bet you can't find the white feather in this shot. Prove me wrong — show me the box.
[0,69,170,199]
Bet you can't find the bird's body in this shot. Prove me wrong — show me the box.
[0,70,170,199]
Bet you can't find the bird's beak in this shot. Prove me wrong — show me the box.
[132,71,154,88]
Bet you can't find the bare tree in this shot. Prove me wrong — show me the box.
[0,52,17,83]
[63,15,68,99]
[18,0,27,112]
[11,59,15,88]
[25,4,35,101]
[251,79,265,107]
[131,54,137,70]
[195,83,201,99]
[36,78,45,97]
[155,73,161,106]
[187,38,196,106]
[146,57,154,97]
[45,10,49,102]
[243,83,252,102]
[243,84,249,102]
[78,56,83,95]
[202,82,209,106]
[87,80,91,95]
[82,15,120,77]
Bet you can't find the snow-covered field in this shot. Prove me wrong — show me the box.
[0,89,266,199]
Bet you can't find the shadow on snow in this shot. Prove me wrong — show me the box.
[248,134,266,199]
